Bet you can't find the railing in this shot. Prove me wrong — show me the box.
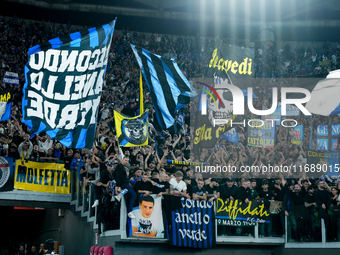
[68,173,340,247]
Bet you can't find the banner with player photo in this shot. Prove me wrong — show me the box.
[114,110,148,147]
[130,194,164,238]
[171,198,215,248]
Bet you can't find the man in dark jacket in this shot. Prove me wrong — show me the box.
[314,180,331,228]
[219,178,237,200]
[283,183,305,241]
[236,179,251,203]
[92,161,114,208]
[114,157,137,219]
[218,178,237,236]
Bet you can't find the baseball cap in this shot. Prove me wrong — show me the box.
[211,178,219,183]
[225,178,234,182]
[107,161,114,167]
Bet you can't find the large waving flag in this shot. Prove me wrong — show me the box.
[305,70,340,116]
[0,88,14,122]
[130,44,198,130]
[22,20,116,148]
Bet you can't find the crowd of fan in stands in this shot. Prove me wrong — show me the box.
[1,16,340,242]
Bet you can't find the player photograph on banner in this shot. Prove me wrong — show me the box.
[114,111,148,147]
[130,195,164,238]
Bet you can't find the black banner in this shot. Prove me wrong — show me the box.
[216,198,270,223]
[192,45,254,150]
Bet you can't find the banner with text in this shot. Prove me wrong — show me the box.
[14,160,70,194]
[171,198,215,248]
[216,199,270,223]
[307,150,339,177]
[247,120,276,148]
[3,71,19,85]
[316,124,340,151]
[22,20,115,148]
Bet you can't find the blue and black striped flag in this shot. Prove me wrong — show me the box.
[130,44,198,130]
[0,88,14,122]
[22,20,116,148]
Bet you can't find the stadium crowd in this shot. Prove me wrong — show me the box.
[1,16,340,245]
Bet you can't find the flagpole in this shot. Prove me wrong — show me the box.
[140,69,143,114]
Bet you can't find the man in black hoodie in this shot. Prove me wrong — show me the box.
[115,156,137,219]
[283,183,305,242]
[219,178,237,236]
[314,180,331,228]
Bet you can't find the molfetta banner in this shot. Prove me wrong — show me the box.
[316,124,340,151]
[171,198,215,248]
[14,160,70,194]
[130,195,164,238]
[114,110,148,147]
[247,120,276,148]
[22,20,116,148]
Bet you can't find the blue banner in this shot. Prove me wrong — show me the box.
[262,106,281,126]
[171,198,215,248]
[0,88,14,122]
[316,124,340,151]
[247,120,276,148]
[307,150,339,177]
[221,128,239,143]
[0,157,14,191]
[3,71,19,85]
[177,110,184,129]
[286,105,300,116]
[289,124,304,145]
